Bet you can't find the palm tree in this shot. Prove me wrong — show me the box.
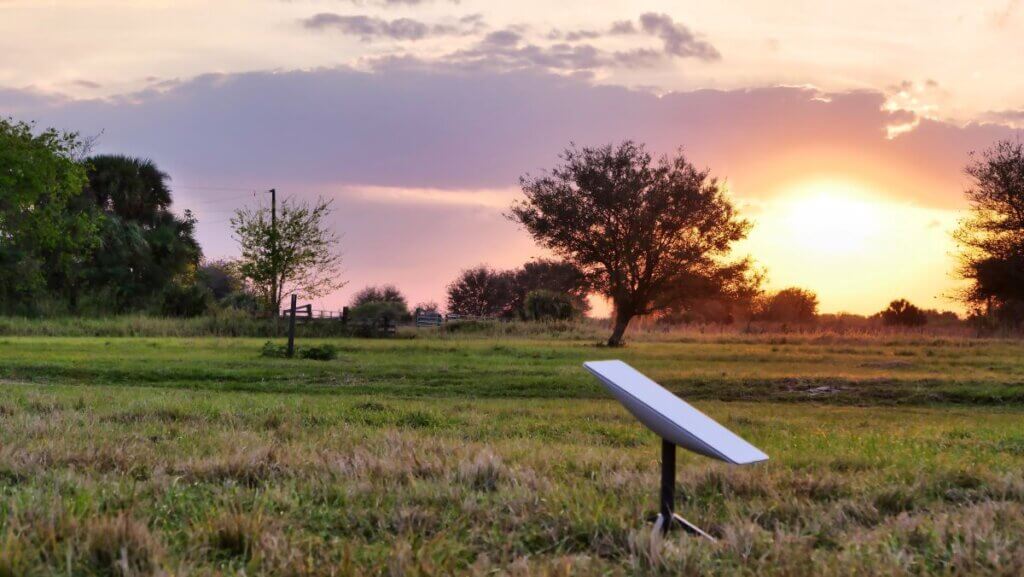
[86,155,172,226]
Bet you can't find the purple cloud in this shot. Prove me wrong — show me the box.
[301,13,482,41]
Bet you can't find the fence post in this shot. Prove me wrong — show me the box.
[287,294,298,358]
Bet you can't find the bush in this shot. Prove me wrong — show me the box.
[880,299,928,327]
[350,285,408,310]
[523,290,579,321]
[299,344,338,360]
[220,290,259,312]
[160,283,211,318]
[260,341,338,360]
[349,300,408,337]
[758,287,819,323]
[260,341,288,358]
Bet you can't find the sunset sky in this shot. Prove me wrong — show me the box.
[3,0,1023,315]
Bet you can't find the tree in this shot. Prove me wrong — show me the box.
[0,118,101,313]
[85,155,172,225]
[757,287,819,323]
[523,290,580,321]
[82,156,201,312]
[511,259,590,317]
[953,139,1024,324]
[231,196,344,313]
[654,261,764,325]
[413,301,440,317]
[446,266,515,317]
[197,259,247,302]
[351,285,408,310]
[880,299,927,327]
[510,141,753,345]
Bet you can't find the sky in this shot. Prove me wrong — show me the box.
[2,0,1023,315]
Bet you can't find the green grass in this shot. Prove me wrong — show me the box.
[0,334,1023,575]
[2,335,1024,403]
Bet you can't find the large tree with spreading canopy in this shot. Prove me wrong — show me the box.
[510,141,756,346]
[953,139,1024,325]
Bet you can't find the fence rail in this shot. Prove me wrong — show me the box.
[274,307,503,327]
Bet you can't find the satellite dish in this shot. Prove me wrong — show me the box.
[584,360,768,538]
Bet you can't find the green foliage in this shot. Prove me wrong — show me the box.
[260,341,338,360]
[160,283,211,318]
[512,259,590,316]
[0,117,101,314]
[446,265,516,317]
[350,285,408,310]
[523,289,579,320]
[512,141,755,345]
[446,260,590,321]
[260,341,288,358]
[85,155,172,224]
[197,259,243,301]
[197,259,256,311]
[232,197,345,313]
[80,155,201,312]
[350,300,408,324]
[299,344,338,360]
[349,301,407,338]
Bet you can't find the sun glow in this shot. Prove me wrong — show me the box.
[739,178,963,315]
[781,181,883,256]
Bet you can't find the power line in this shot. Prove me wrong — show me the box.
[173,185,259,192]
[183,191,256,204]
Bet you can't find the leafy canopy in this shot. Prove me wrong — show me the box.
[232,196,344,312]
[0,118,100,313]
[954,139,1024,322]
[510,141,754,344]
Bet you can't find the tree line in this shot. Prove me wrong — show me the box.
[4,115,1023,344]
[0,119,200,316]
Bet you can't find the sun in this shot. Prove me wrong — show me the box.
[780,180,883,255]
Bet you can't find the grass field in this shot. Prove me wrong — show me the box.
[1,333,1023,575]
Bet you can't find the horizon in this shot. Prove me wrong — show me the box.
[3,1,1023,315]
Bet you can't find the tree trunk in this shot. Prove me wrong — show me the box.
[607,308,633,347]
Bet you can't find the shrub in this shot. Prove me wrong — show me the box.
[261,341,337,360]
[757,287,819,323]
[299,344,337,361]
[350,301,407,337]
[260,341,288,358]
[523,289,579,321]
[880,299,928,327]
[350,285,408,311]
[160,283,211,318]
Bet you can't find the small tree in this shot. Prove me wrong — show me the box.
[349,284,410,324]
[351,285,408,309]
[758,287,819,323]
[349,301,408,327]
[953,139,1024,324]
[446,266,515,317]
[413,301,441,317]
[197,259,245,302]
[510,141,753,345]
[523,290,579,321]
[511,259,590,317]
[880,299,927,327]
[231,196,344,313]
